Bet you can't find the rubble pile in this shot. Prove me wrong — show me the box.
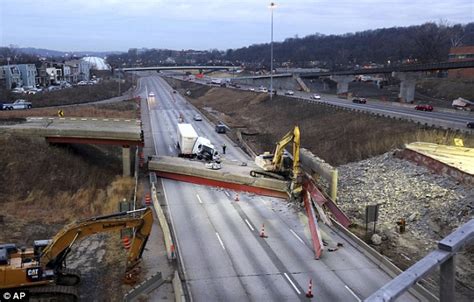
[337,151,473,296]
[338,151,473,242]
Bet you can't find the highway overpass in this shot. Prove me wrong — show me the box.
[120,65,238,72]
[0,117,143,176]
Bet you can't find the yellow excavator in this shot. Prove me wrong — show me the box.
[0,207,153,301]
[251,126,303,200]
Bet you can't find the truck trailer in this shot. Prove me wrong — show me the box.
[177,123,219,161]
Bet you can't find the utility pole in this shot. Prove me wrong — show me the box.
[270,2,276,100]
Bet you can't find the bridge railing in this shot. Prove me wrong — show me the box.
[365,219,474,302]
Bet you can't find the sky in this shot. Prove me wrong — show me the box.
[0,0,473,52]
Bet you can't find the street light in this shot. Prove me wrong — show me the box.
[269,2,276,100]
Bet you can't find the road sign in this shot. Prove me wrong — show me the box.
[365,204,380,237]
[57,110,64,117]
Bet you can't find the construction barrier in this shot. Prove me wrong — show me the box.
[150,183,176,260]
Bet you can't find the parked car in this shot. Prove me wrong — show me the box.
[193,114,202,121]
[258,87,268,93]
[26,88,40,95]
[467,121,474,128]
[285,90,294,96]
[311,94,321,100]
[248,88,255,92]
[3,99,32,110]
[77,81,88,86]
[352,98,367,104]
[415,104,433,111]
[47,85,61,92]
[11,87,25,94]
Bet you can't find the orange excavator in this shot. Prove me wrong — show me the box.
[0,207,153,301]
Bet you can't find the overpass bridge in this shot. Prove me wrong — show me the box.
[232,60,474,102]
[120,65,238,73]
[0,117,143,176]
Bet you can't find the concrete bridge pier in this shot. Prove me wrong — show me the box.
[122,145,131,176]
[394,71,422,103]
[330,75,353,96]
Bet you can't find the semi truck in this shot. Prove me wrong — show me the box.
[177,123,219,161]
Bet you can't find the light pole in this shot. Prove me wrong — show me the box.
[269,2,276,100]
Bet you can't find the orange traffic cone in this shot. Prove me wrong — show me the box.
[306,278,314,298]
[145,193,151,206]
[234,193,239,202]
[122,236,131,249]
[260,224,268,238]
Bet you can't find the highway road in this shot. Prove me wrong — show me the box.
[182,74,473,133]
[137,75,420,301]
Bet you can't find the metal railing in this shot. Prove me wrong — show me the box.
[365,219,474,302]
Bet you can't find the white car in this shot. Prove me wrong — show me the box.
[311,94,321,100]
[11,87,25,94]
[258,87,268,93]
[285,90,294,96]
[249,88,255,92]
[77,81,88,86]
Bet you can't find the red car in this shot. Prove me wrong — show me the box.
[415,104,433,111]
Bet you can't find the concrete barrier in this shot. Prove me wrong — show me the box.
[123,272,165,302]
[300,148,338,201]
[150,182,176,260]
[330,219,436,302]
[173,270,186,302]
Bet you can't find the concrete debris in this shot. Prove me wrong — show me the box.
[337,151,473,294]
[371,234,382,245]
[337,151,473,242]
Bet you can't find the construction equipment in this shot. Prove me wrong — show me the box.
[251,126,303,200]
[0,207,153,301]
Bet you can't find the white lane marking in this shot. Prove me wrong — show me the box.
[48,117,54,120]
[244,219,255,231]
[92,118,97,121]
[59,118,65,120]
[69,118,76,120]
[113,119,120,121]
[125,119,131,122]
[283,273,301,295]
[224,191,230,198]
[345,285,362,302]
[81,118,87,121]
[216,232,226,250]
[289,229,305,244]
[103,118,109,121]
[196,194,203,204]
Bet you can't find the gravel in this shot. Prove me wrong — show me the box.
[336,151,474,298]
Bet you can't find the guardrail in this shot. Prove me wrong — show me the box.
[365,219,474,302]
[123,272,165,302]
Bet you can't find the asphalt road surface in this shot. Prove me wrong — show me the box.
[138,75,419,301]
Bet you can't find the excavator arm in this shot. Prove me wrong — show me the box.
[40,208,153,272]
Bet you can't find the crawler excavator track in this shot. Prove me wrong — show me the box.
[28,284,79,302]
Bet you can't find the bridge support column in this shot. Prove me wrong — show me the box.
[122,145,131,177]
[394,72,421,103]
[330,75,353,96]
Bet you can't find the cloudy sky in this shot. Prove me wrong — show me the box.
[0,0,472,52]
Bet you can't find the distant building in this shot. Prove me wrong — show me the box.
[65,59,91,82]
[448,46,474,79]
[17,64,38,88]
[0,65,23,89]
